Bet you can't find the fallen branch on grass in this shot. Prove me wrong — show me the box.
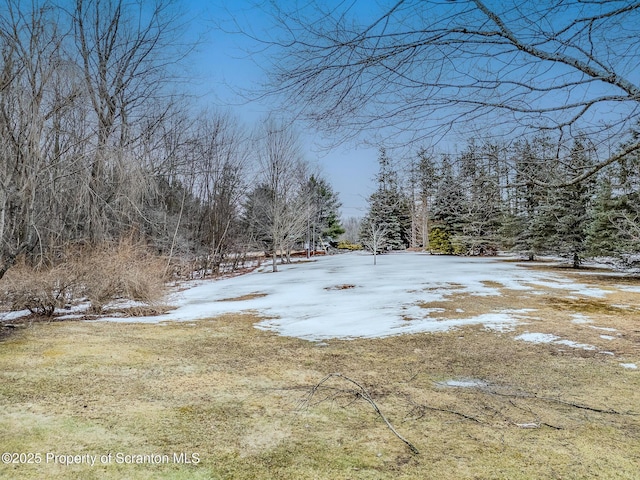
[486,390,638,416]
[514,422,563,430]
[299,373,420,455]
[414,404,485,424]
[403,395,484,424]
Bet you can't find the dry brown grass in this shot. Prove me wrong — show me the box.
[219,293,268,302]
[1,261,639,479]
[324,284,356,290]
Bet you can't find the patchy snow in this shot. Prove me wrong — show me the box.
[94,252,620,341]
[525,278,608,298]
[56,314,86,320]
[515,332,559,344]
[0,309,31,321]
[620,363,637,369]
[589,326,617,332]
[571,313,592,324]
[515,332,597,351]
[611,304,633,310]
[599,335,616,340]
[438,379,487,388]
[0,301,92,322]
[617,286,640,293]
[554,339,597,350]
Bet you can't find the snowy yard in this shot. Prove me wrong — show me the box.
[99,252,637,367]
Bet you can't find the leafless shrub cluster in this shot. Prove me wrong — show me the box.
[76,240,168,314]
[1,259,77,316]
[0,241,167,316]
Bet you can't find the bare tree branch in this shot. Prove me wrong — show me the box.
[247,0,640,180]
[300,373,420,455]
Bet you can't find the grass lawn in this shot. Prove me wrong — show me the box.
[1,263,639,479]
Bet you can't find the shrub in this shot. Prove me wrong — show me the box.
[429,227,454,254]
[76,240,168,314]
[0,240,168,316]
[1,259,78,316]
[337,241,363,251]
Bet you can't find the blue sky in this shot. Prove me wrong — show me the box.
[183,1,380,218]
[183,0,637,217]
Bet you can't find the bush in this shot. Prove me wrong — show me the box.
[429,227,454,254]
[0,240,168,316]
[1,259,78,316]
[337,241,363,251]
[77,240,168,314]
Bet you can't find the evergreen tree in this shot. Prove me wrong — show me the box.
[409,148,439,249]
[306,175,344,249]
[509,138,554,260]
[458,142,503,254]
[430,155,466,253]
[536,138,595,267]
[587,179,625,255]
[241,184,275,253]
[360,148,411,251]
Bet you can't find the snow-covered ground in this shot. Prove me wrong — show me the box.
[97,252,616,341]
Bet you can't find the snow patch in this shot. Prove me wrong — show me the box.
[93,253,620,341]
[611,304,632,309]
[554,339,597,350]
[56,314,86,320]
[617,286,640,293]
[515,332,559,344]
[571,313,592,324]
[438,379,487,388]
[515,332,596,351]
[620,363,637,369]
[589,326,617,332]
[0,309,31,321]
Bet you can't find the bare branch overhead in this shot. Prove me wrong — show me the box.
[252,0,640,175]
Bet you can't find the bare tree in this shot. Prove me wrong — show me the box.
[340,216,362,245]
[189,112,250,274]
[0,1,77,278]
[361,222,388,266]
[250,119,311,272]
[256,0,640,183]
[0,0,197,282]
[72,0,188,242]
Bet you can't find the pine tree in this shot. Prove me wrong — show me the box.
[241,184,276,253]
[459,142,503,254]
[509,138,554,260]
[360,148,411,251]
[306,175,344,249]
[587,179,624,255]
[537,138,595,267]
[430,155,466,253]
[409,148,439,249]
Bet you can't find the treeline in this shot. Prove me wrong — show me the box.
[359,134,640,267]
[0,0,342,314]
